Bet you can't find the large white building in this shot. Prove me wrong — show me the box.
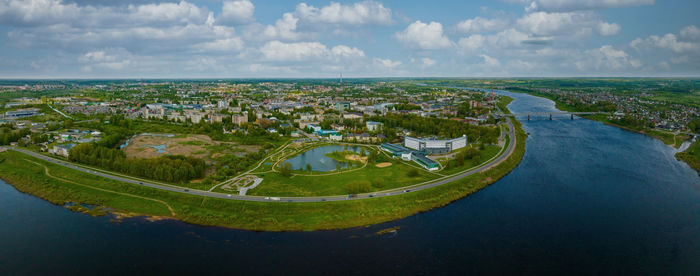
[404,135,467,154]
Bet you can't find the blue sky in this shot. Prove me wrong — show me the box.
[0,0,698,78]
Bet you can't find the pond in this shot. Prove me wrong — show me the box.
[144,144,167,153]
[283,145,363,172]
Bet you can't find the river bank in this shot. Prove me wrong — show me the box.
[508,89,690,149]
[0,114,527,232]
[5,91,700,274]
[509,89,700,174]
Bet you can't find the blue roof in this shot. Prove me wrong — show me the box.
[316,129,338,135]
[381,143,411,153]
[412,153,439,167]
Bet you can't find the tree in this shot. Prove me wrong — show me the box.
[407,168,419,177]
[279,162,293,177]
[368,150,378,163]
[305,164,312,172]
[345,181,371,194]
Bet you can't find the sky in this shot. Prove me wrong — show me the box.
[0,0,698,78]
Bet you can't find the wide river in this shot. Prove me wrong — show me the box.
[2,92,700,274]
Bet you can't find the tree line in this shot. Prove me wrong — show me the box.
[0,124,30,145]
[69,143,205,183]
[367,113,499,142]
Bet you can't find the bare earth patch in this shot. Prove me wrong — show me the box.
[376,162,392,168]
[122,134,259,161]
[346,154,368,162]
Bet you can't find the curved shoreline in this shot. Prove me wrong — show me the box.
[0,104,527,232]
[508,89,700,174]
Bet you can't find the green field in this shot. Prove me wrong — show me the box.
[0,116,526,231]
[244,158,440,196]
[676,140,700,175]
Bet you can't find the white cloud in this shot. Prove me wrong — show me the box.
[373,58,401,69]
[457,34,486,52]
[0,0,80,26]
[517,11,585,35]
[79,48,133,70]
[680,25,700,40]
[632,33,698,53]
[80,50,115,63]
[295,1,393,26]
[330,45,365,58]
[456,17,509,34]
[597,22,621,36]
[260,41,327,61]
[259,41,364,62]
[395,21,452,50]
[524,0,655,12]
[261,13,300,40]
[421,57,436,67]
[457,28,533,54]
[127,1,209,25]
[194,37,244,52]
[217,0,254,26]
[0,0,212,27]
[517,11,619,38]
[479,54,501,67]
[586,45,641,70]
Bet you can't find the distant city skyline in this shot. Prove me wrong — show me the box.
[0,0,698,78]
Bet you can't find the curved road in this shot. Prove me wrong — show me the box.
[5,117,517,203]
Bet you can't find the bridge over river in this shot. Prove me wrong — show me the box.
[502,111,611,120]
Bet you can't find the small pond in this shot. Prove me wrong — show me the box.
[283,145,363,172]
[144,144,167,153]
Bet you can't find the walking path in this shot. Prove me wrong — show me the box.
[4,117,517,203]
[24,158,176,216]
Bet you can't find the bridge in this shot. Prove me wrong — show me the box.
[502,111,610,120]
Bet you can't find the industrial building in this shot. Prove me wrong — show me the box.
[404,135,467,155]
[4,109,40,118]
[380,143,440,171]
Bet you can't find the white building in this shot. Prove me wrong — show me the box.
[366,121,383,131]
[50,143,76,157]
[404,135,467,155]
[307,124,322,132]
[329,134,343,141]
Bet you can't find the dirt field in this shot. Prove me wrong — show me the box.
[346,154,368,162]
[375,162,392,168]
[122,133,259,160]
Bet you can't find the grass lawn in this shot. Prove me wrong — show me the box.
[244,159,440,196]
[676,140,700,175]
[0,116,527,231]
[436,144,503,175]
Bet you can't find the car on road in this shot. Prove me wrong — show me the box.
[184,189,189,192]
[227,194,232,197]
[270,197,280,201]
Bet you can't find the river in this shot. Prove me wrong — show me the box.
[2,91,700,274]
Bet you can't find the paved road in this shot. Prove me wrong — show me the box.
[47,104,74,120]
[4,118,517,203]
[295,127,318,141]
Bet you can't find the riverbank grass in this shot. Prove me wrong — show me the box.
[0,116,525,231]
